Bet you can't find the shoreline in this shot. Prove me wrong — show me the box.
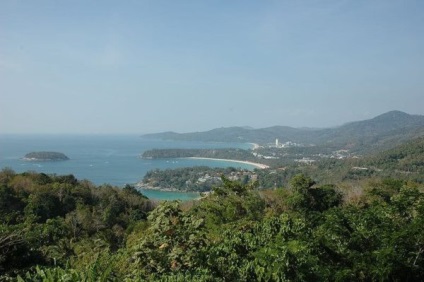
[184,157,269,169]
[136,183,201,193]
[21,158,69,162]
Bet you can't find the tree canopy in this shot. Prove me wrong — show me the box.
[0,169,423,281]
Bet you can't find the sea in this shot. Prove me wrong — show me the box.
[0,134,254,200]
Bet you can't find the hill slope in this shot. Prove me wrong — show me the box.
[142,111,424,152]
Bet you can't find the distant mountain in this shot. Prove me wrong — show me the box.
[141,111,424,153]
[333,110,424,137]
[308,111,424,152]
[143,127,256,143]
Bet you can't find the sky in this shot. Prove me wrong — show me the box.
[1,0,423,134]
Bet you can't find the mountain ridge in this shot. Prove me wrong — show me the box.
[141,111,424,153]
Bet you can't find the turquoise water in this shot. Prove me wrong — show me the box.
[138,189,201,201]
[0,134,254,200]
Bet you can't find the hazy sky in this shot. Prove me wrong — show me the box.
[1,0,423,134]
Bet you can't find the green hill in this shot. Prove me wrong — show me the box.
[142,111,424,153]
[23,151,70,161]
[306,136,424,183]
[365,136,424,173]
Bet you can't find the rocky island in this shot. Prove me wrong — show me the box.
[23,151,70,161]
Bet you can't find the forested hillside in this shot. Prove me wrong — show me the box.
[23,152,69,161]
[366,136,424,173]
[142,111,424,153]
[306,136,424,184]
[1,169,424,281]
[138,136,424,192]
[0,170,154,279]
[141,148,254,161]
[140,166,254,192]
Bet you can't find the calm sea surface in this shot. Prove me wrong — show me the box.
[0,134,254,200]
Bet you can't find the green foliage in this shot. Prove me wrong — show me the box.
[314,185,424,281]
[24,192,62,223]
[287,174,342,213]
[204,215,323,281]
[193,177,265,226]
[142,148,255,161]
[0,184,25,224]
[133,201,208,277]
[23,152,69,161]
[0,170,153,278]
[17,257,115,282]
[141,166,255,192]
[1,170,424,281]
[0,227,32,274]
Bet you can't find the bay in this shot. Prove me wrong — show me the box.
[0,134,254,200]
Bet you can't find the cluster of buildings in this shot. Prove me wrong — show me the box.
[251,139,358,164]
[275,139,303,148]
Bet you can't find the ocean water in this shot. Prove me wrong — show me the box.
[0,134,254,200]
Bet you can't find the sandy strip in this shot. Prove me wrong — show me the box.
[185,157,269,169]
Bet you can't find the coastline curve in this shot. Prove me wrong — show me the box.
[184,157,269,169]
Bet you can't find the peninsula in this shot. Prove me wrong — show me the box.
[23,151,70,161]
[141,148,270,169]
[186,157,269,169]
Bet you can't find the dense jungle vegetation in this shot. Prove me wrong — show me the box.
[23,152,69,161]
[141,166,250,192]
[1,168,424,281]
[140,137,424,193]
[141,148,255,161]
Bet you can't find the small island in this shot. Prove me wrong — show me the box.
[23,151,70,161]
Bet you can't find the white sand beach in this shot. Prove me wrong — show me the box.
[186,157,269,169]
